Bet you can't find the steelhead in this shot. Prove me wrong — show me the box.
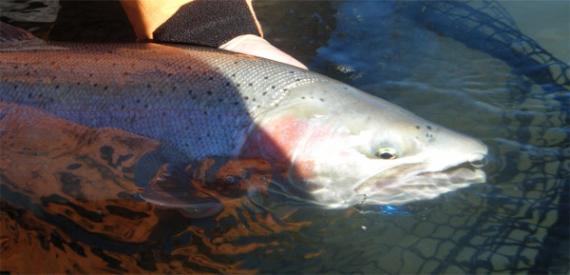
[0,23,487,208]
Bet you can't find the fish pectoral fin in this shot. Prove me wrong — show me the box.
[133,147,223,219]
[140,162,223,219]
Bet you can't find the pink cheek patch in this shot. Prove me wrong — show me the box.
[241,115,310,165]
[241,115,335,181]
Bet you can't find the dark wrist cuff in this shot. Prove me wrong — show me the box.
[152,0,261,47]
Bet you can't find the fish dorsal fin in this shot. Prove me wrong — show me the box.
[0,21,46,49]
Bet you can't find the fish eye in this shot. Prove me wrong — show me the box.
[375,147,398,160]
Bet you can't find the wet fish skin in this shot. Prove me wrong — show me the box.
[0,41,321,159]
[0,24,488,208]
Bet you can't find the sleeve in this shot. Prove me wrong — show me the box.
[152,0,263,47]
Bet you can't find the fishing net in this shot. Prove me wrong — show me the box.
[400,0,570,92]
[344,1,569,273]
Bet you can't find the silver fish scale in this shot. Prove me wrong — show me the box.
[0,42,326,159]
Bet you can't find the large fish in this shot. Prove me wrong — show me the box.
[0,22,487,208]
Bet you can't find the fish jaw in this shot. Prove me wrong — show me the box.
[240,80,489,208]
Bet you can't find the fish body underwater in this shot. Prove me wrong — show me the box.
[0,23,487,208]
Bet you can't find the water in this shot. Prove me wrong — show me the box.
[1,0,568,273]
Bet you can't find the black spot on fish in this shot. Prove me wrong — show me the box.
[187,66,192,70]
[320,98,325,102]
[76,81,80,85]
[191,96,197,100]
[225,82,231,86]
[244,96,249,101]
[252,98,256,102]
[93,83,98,87]
[146,84,151,88]
[27,93,32,99]
[120,104,125,110]
[54,84,59,89]
[301,96,306,99]
[13,85,18,90]
[427,125,432,130]
[89,73,93,77]
[236,83,241,87]
[416,125,420,130]
[208,76,214,81]
[295,78,301,82]
[289,71,294,74]
[264,76,268,80]
[248,83,253,87]
[207,91,212,95]
[13,65,18,69]
[231,73,236,77]
[25,72,30,76]
[167,73,173,77]
[203,111,208,115]
[103,86,108,90]
[144,104,149,109]
[271,86,275,90]
[233,101,239,105]
[188,90,193,95]
[135,99,141,104]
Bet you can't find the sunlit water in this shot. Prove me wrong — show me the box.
[1,0,568,273]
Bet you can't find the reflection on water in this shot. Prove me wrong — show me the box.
[1,0,569,273]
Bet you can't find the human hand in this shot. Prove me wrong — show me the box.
[120,0,306,69]
[219,34,307,69]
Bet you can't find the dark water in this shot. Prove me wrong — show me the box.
[1,0,568,273]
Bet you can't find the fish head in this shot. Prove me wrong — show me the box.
[243,81,487,208]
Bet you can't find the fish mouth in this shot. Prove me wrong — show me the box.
[353,156,488,206]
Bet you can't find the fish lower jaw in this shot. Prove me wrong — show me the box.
[345,161,487,206]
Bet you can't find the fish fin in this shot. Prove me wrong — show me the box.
[0,22,43,43]
[141,163,223,219]
[133,144,189,188]
[133,146,223,218]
